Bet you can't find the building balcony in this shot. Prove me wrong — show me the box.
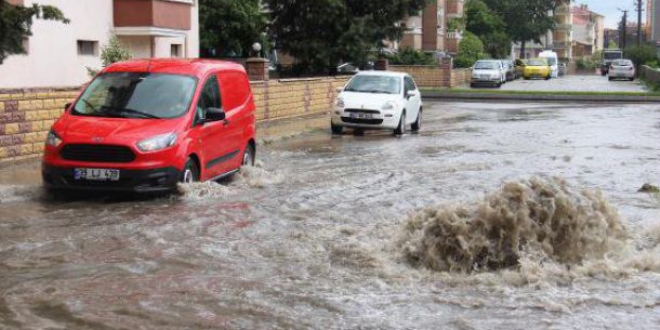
[113,0,192,35]
[555,23,572,31]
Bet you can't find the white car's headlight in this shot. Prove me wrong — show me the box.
[336,98,345,108]
[45,130,62,147]
[137,133,177,152]
[382,101,398,111]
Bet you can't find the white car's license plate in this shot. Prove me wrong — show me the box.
[74,168,120,181]
[350,113,373,119]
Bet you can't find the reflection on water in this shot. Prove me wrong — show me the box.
[1,102,660,329]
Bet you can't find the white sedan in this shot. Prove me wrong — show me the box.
[608,59,635,81]
[331,72,423,135]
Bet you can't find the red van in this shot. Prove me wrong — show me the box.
[42,59,256,193]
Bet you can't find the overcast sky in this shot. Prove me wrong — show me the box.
[579,0,640,28]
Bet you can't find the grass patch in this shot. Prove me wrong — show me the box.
[421,87,660,97]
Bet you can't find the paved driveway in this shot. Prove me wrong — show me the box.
[473,75,647,93]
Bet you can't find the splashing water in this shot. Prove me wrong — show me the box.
[400,177,630,272]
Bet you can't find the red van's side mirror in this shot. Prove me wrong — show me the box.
[205,107,226,122]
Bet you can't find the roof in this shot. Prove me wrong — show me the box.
[103,58,246,77]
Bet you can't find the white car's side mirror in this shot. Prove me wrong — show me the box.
[406,90,417,99]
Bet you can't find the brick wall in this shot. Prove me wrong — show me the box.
[0,78,350,165]
[389,65,470,88]
[0,88,80,165]
[640,65,660,87]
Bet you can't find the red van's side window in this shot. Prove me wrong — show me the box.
[195,76,222,125]
[218,71,249,111]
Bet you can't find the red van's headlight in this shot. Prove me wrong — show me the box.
[137,133,178,152]
[46,130,62,147]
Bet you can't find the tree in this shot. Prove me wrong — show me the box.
[624,44,658,68]
[0,0,69,64]
[465,0,511,58]
[87,34,132,77]
[454,32,486,68]
[265,0,429,74]
[485,0,556,58]
[199,0,266,58]
[607,40,618,50]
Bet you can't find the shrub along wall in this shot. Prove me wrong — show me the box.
[389,64,471,88]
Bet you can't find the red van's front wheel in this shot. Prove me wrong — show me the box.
[181,158,199,183]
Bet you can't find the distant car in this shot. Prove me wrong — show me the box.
[337,63,360,74]
[332,72,422,135]
[539,50,559,78]
[501,60,516,81]
[471,60,505,88]
[523,58,552,80]
[601,49,624,76]
[608,59,635,81]
[514,59,526,79]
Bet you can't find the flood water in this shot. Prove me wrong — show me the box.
[1,101,660,329]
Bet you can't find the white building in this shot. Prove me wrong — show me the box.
[0,0,199,89]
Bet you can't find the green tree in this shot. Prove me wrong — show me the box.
[607,40,618,50]
[465,0,511,58]
[624,44,659,68]
[485,0,557,58]
[87,34,132,77]
[199,0,266,58]
[0,0,69,64]
[454,31,486,68]
[265,0,428,74]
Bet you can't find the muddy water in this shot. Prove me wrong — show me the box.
[1,101,660,329]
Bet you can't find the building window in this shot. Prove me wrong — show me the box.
[171,44,182,58]
[77,40,98,56]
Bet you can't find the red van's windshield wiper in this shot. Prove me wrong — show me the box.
[101,106,162,119]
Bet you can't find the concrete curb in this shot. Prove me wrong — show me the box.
[422,92,660,103]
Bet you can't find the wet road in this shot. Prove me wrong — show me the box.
[1,101,660,329]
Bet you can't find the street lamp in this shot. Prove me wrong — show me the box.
[252,42,262,58]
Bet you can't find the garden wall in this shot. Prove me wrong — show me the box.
[640,65,660,88]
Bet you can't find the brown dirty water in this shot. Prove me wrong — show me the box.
[1,101,660,329]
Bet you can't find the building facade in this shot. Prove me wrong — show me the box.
[648,0,660,42]
[398,0,464,54]
[0,0,199,89]
[571,5,604,58]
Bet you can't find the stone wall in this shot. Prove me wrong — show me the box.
[640,65,660,88]
[0,88,80,165]
[389,64,470,88]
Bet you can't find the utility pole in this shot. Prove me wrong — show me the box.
[621,10,628,49]
[636,0,644,46]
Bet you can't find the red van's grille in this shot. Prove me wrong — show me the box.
[60,144,136,163]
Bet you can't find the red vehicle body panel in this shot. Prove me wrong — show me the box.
[42,59,256,193]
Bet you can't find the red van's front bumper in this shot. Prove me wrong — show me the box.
[41,142,186,193]
[42,164,181,193]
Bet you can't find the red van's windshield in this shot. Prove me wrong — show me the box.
[72,72,197,119]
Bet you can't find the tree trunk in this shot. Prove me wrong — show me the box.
[519,40,526,59]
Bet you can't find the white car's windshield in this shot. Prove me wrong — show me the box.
[73,72,197,119]
[474,62,498,70]
[344,75,401,94]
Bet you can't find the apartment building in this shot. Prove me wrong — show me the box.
[0,0,199,89]
[571,5,604,58]
[648,0,660,42]
[398,0,464,54]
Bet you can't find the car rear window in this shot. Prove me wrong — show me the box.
[612,60,633,66]
[474,61,498,70]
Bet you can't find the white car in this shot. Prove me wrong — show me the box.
[331,72,423,135]
[470,60,505,87]
[608,59,635,81]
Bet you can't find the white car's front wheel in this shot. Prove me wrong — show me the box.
[394,111,406,136]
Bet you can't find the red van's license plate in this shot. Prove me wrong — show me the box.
[74,168,120,181]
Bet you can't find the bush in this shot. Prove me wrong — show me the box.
[388,48,437,65]
[87,34,132,77]
[454,32,485,68]
[624,44,658,68]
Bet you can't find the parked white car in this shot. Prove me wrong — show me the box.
[608,59,635,81]
[331,72,422,135]
[470,60,505,87]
